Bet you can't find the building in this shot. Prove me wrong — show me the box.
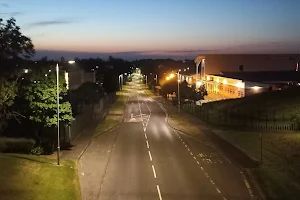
[191,54,300,99]
[204,74,271,98]
[194,54,299,76]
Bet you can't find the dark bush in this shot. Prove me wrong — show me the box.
[30,146,44,155]
[40,138,55,155]
[0,137,36,154]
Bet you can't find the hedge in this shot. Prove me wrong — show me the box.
[0,137,36,154]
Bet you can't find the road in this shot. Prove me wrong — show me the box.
[79,75,254,200]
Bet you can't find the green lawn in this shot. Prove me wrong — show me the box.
[0,154,81,200]
[214,130,300,200]
[93,86,129,138]
[204,87,300,119]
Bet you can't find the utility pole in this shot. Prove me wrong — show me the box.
[177,71,180,110]
[296,52,299,71]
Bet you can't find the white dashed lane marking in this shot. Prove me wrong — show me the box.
[146,140,149,149]
[174,130,227,198]
[157,185,163,200]
[148,150,152,161]
[152,165,157,178]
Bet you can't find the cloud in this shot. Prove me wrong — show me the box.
[0,12,23,17]
[1,3,9,7]
[25,19,75,29]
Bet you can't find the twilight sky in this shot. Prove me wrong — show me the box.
[1,0,300,59]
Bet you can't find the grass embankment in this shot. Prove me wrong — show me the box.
[93,86,129,137]
[205,87,300,118]
[0,154,81,200]
[214,130,300,200]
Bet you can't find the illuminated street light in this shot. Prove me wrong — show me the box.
[170,73,175,78]
[196,81,202,87]
[56,61,75,166]
[24,69,29,73]
[252,86,261,90]
[166,77,170,81]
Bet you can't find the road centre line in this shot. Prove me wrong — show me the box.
[148,150,153,161]
[146,140,149,148]
[157,185,163,200]
[152,165,157,178]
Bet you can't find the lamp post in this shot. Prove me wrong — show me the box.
[56,63,60,166]
[56,60,75,166]
[196,62,200,87]
[177,71,180,109]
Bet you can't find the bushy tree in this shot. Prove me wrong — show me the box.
[23,71,74,128]
[0,78,21,132]
[0,18,35,61]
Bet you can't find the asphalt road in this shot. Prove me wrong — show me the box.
[79,76,254,200]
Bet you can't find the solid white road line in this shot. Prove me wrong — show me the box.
[157,185,163,200]
[152,165,157,178]
[148,150,153,161]
[146,140,149,149]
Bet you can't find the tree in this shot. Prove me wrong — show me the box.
[0,78,21,132]
[0,18,35,61]
[23,71,74,130]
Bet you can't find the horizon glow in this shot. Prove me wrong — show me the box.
[1,0,300,56]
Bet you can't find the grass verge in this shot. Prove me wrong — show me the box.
[93,87,129,138]
[214,130,300,200]
[0,153,81,200]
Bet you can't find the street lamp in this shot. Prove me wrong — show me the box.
[177,71,180,109]
[56,60,75,166]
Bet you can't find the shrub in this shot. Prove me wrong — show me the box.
[40,138,55,155]
[0,137,36,154]
[30,146,44,155]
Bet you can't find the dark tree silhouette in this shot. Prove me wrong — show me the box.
[0,18,35,61]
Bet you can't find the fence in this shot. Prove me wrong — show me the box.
[60,92,117,144]
[182,102,298,131]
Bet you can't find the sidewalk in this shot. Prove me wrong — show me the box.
[61,111,108,161]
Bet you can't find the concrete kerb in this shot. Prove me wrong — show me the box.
[145,89,262,200]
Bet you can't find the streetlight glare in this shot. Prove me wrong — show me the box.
[170,73,175,78]
[166,77,170,81]
[196,81,202,86]
[68,60,75,64]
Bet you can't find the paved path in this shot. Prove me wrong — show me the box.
[79,75,254,200]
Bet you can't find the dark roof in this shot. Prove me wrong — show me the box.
[220,71,300,82]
